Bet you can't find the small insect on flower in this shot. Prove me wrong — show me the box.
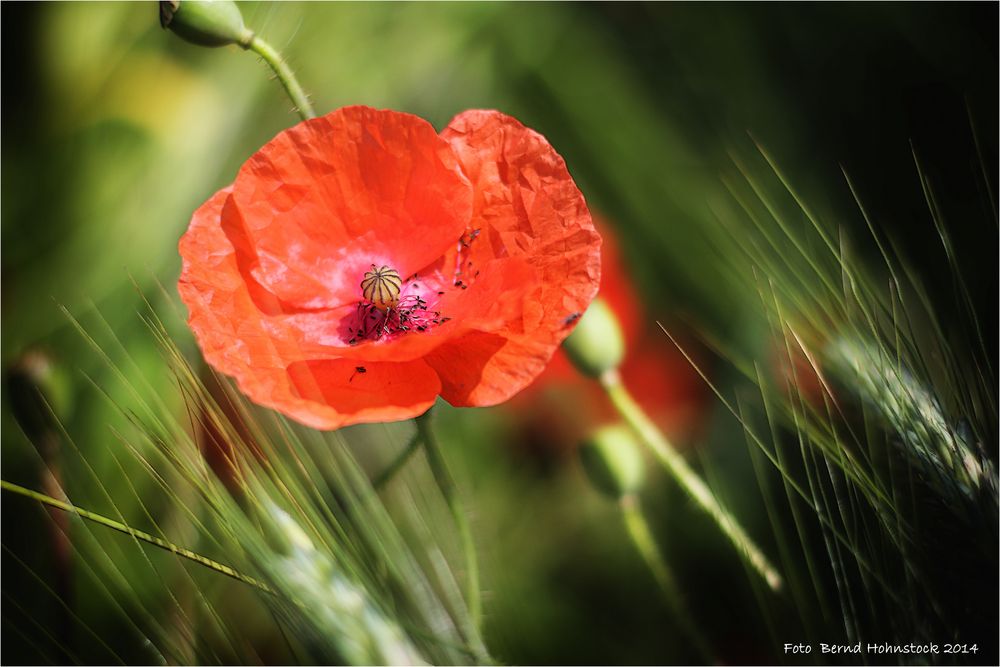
[349,366,367,382]
[361,265,402,311]
[563,312,582,327]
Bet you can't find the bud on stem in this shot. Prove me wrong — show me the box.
[160,0,254,48]
[600,370,784,592]
[158,0,317,120]
[579,424,645,499]
[562,298,625,378]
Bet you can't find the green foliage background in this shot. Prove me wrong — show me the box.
[2,2,996,664]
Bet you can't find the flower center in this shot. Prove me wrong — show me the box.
[345,263,450,344]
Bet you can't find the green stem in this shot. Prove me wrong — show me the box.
[619,494,715,662]
[372,433,422,490]
[246,35,316,121]
[600,370,784,592]
[414,411,482,630]
[1,479,272,594]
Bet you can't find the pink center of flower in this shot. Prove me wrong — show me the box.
[345,264,450,344]
[343,229,482,345]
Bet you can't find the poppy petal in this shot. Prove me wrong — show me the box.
[230,106,473,310]
[286,358,441,428]
[428,110,601,406]
[535,216,644,382]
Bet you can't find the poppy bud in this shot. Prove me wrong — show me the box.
[159,0,254,49]
[579,424,645,499]
[562,298,625,378]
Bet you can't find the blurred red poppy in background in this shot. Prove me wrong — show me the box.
[507,219,707,465]
[179,106,601,429]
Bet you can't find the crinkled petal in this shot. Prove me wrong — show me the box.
[429,110,601,405]
[229,106,472,309]
[534,216,642,382]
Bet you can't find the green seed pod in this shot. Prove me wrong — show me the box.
[562,298,625,378]
[579,424,645,499]
[159,0,254,48]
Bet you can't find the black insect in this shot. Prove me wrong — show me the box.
[562,312,582,327]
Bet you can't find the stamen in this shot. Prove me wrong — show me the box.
[347,265,447,343]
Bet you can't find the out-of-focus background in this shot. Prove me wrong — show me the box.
[3,3,996,665]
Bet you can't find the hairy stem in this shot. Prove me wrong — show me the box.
[246,36,316,121]
[601,370,784,592]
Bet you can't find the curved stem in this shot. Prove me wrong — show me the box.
[1,479,272,594]
[246,35,316,121]
[600,370,784,592]
[414,411,483,631]
[619,494,715,662]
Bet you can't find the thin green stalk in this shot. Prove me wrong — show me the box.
[414,411,482,629]
[619,494,715,661]
[1,479,271,594]
[373,433,422,490]
[600,370,784,592]
[246,36,316,121]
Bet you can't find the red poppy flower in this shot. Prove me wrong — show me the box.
[178,106,601,429]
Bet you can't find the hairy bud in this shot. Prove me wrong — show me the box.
[160,0,253,48]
